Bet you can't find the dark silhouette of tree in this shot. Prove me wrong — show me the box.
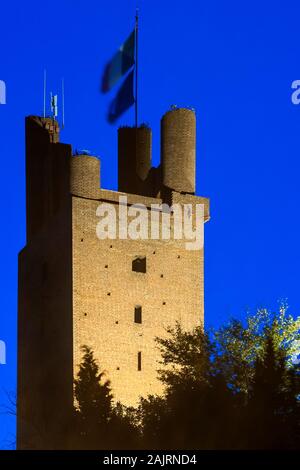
[138,307,300,450]
[137,395,169,448]
[139,323,238,449]
[73,345,140,449]
[108,402,141,449]
[246,335,300,449]
[155,322,213,387]
[74,345,113,449]
[71,306,300,450]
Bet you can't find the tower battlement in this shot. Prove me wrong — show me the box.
[71,155,101,199]
[25,107,205,228]
[161,108,196,194]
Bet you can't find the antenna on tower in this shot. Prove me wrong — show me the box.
[50,92,58,120]
[43,69,47,118]
[135,8,139,128]
[61,78,65,129]
[46,75,65,128]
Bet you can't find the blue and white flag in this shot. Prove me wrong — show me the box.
[107,70,135,123]
[102,30,135,93]
[0,80,6,105]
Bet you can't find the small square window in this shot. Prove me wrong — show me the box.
[132,256,146,273]
[135,306,142,324]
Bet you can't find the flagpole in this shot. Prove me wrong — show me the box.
[43,69,46,118]
[135,8,138,128]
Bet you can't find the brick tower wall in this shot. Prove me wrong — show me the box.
[161,108,196,194]
[71,185,208,406]
[18,118,73,449]
[18,109,210,448]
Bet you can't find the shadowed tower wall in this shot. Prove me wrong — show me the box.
[18,117,73,449]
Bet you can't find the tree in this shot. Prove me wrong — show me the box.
[214,303,300,397]
[74,345,113,449]
[138,395,169,449]
[109,402,141,449]
[138,306,300,449]
[139,323,237,449]
[73,345,140,449]
[246,334,300,449]
[72,305,300,449]
[155,322,214,389]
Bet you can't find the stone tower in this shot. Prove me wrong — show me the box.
[17,108,210,449]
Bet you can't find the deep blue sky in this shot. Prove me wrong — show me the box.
[1,0,300,449]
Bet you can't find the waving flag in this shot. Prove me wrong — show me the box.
[0,80,6,105]
[107,70,135,123]
[102,30,135,93]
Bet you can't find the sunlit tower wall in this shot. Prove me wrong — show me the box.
[161,108,196,194]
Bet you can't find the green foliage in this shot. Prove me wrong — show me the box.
[72,306,300,450]
[141,323,238,449]
[214,303,300,395]
[139,305,300,449]
[155,322,213,389]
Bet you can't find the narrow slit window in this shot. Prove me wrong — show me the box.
[135,306,142,324]
[132,256,146,273]
[138,351,142,371]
